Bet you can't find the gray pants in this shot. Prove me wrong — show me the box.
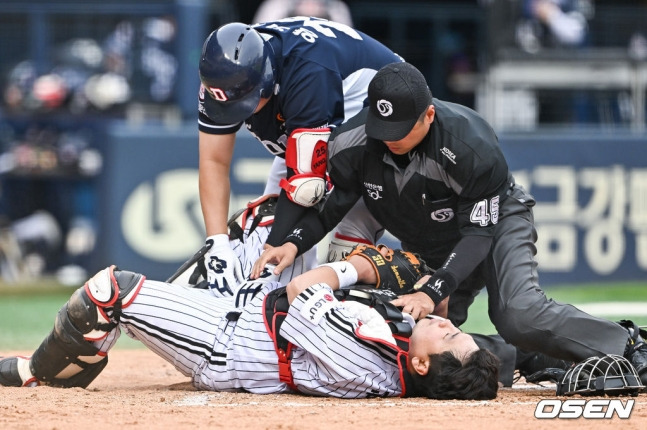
[416,184,629,362]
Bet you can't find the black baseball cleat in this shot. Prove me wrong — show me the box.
[0,356,39,387]
[0,357,23,387]
[619,320,647,387]
[517,351,572,380]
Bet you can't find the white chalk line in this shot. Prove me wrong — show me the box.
[572,302,647,318]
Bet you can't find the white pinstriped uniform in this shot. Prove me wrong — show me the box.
[94,278,404,397]
[228,221,313,288]
[92,223,406,397]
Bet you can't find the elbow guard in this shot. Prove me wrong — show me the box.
[279,128,330,207]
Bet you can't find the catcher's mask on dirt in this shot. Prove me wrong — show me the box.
[557,354,644,396]
[344,244,433,293]
[199,22,276,124]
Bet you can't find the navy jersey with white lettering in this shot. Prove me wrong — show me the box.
[198,17,403,157]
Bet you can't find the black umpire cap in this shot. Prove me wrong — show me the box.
[365,62,433,141]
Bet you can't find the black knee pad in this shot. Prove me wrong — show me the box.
[29,266,145,388]
[111,268,146,317]
[30,299,106,388]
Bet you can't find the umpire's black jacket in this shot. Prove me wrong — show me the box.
[275,98,633,365]
[278,98,520,292]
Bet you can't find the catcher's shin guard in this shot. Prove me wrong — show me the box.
[29,266,145,388]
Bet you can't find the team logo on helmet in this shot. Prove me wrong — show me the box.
[376,99,393,117]
[207,87,228,101]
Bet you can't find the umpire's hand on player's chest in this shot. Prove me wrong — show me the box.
[391,284,436,321]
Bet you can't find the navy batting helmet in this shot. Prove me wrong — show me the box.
[199,23,276,124]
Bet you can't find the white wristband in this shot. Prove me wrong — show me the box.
[321,261,358,288]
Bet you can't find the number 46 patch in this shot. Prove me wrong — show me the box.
[470,196,500,226]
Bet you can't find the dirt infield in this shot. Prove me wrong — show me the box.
[1,349,646,430]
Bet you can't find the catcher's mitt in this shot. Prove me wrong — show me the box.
[344,244,432,293]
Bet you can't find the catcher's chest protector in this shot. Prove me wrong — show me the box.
[263,287,411,393]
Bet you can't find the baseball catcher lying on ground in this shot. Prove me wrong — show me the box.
[0,196,640,397]
[0,198,499,399]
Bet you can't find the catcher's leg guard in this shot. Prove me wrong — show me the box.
[29,266,145,388]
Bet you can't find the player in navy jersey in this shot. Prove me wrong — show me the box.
[197,17,404,296]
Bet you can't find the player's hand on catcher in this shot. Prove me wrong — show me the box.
[391,291,436,320]
[390,274,449,320]
[251,242,298,279]
[205,234,244,296]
